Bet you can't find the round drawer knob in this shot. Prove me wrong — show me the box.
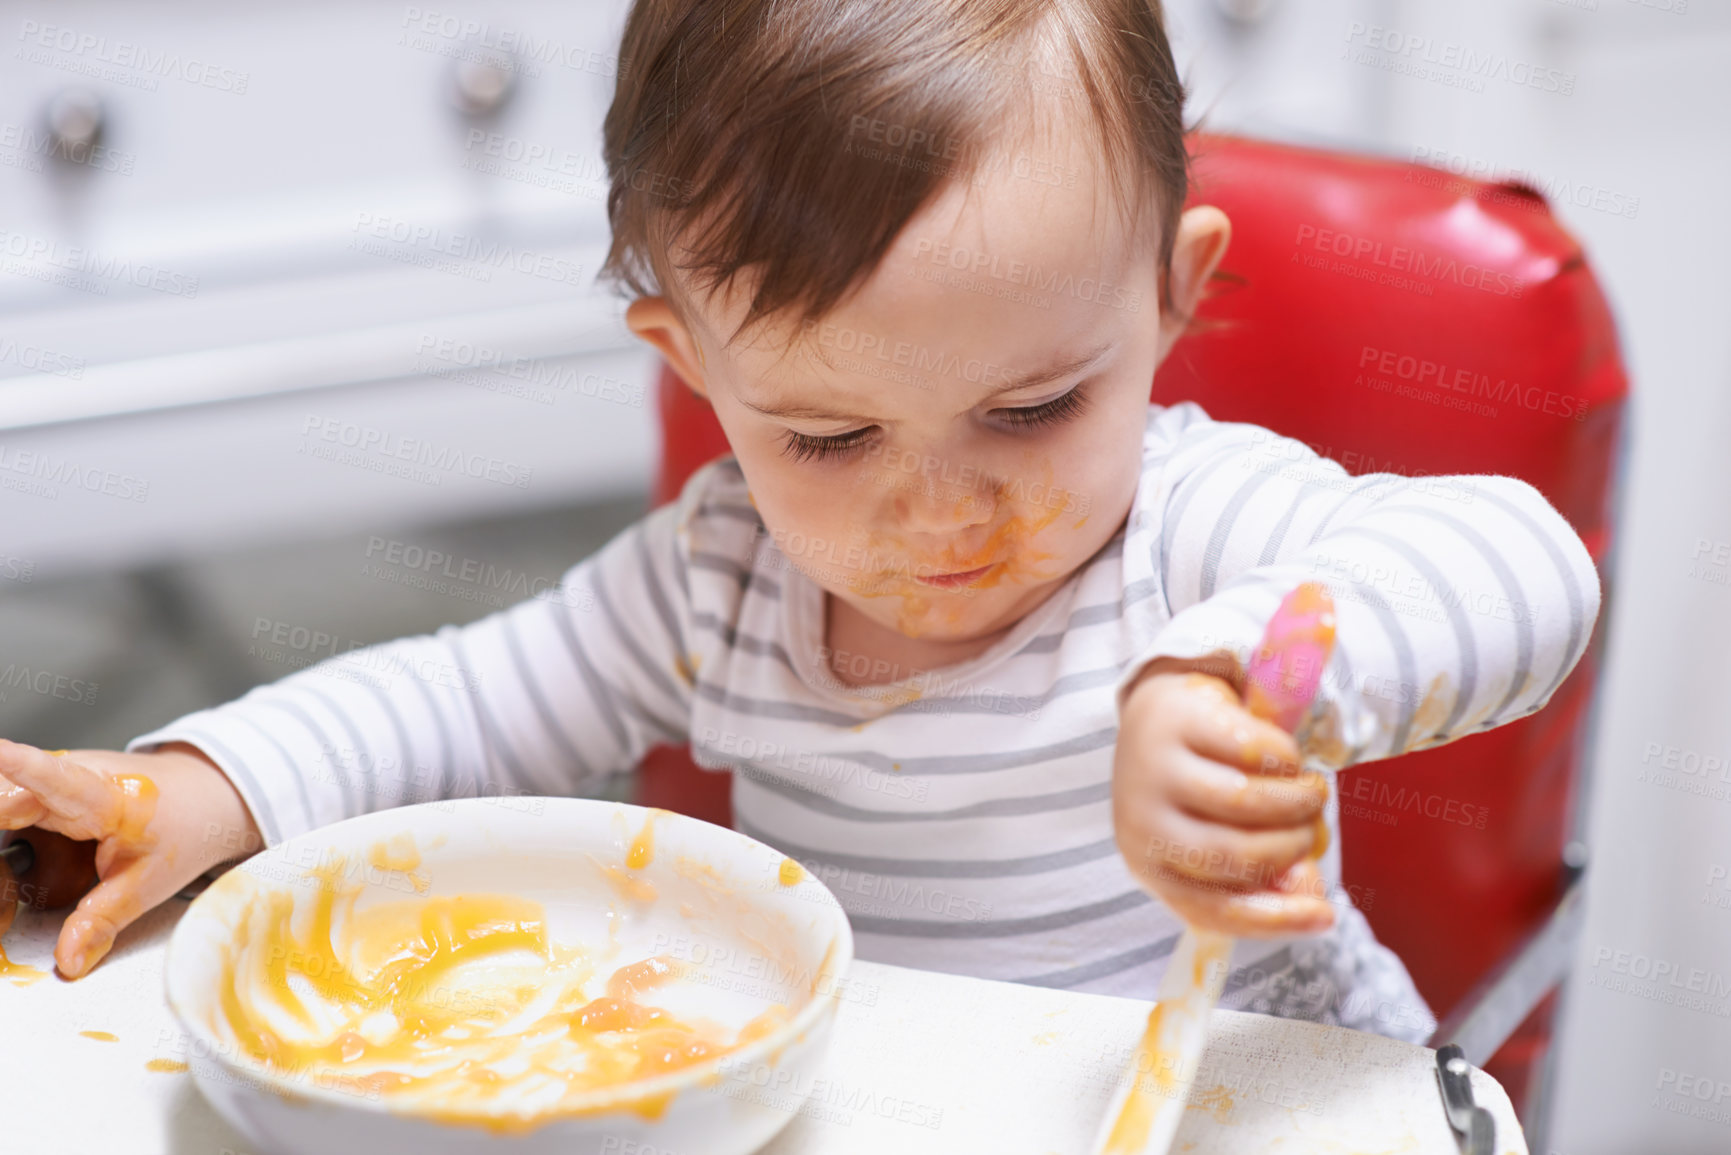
[1213,0,1278,26]
[450,55,518,117]
[44,87,105,162]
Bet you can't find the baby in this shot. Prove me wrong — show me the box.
[0,0,1598,1044]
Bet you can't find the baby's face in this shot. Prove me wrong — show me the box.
[666,135,1176,643]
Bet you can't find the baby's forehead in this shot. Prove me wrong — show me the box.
[685,115,1157,374]
[886,154,1145,281]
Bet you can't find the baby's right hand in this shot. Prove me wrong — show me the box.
[1113,659,1335,938]
[0,739,262,979]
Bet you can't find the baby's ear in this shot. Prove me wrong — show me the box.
[1156,206,1232,359]
[625,296,711,399]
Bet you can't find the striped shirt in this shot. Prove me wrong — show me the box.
[130,401,1600,1041]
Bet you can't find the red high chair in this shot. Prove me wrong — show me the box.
[635,133,1629,1132]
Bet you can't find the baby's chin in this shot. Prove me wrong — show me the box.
[832,579,1051,645]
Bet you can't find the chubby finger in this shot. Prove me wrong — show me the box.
[1164,749,1327,828]
[1184,701,1304,780]
[1134,809,1322,890]
[55,871,150,979]
[0,740,128,841]
[1158,871,1336,938]
[0,768,51,829]
[1276,858,1329,900]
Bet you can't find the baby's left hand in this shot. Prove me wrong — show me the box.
[1112,657,1337,938]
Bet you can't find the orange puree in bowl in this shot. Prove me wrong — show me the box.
[210,846,790,1133]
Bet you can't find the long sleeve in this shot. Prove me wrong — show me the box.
[1116,402,1602,768]
[126,478,707,849]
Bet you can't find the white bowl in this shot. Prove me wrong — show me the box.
[164,797,853,1155]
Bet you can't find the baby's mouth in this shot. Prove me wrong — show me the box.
[914,562,1000,589]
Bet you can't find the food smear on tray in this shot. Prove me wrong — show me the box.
[207,836,791,1133]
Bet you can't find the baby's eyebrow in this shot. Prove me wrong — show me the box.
[737,395,869,421]
[999,341,1117,392]
[742,340,1117,422]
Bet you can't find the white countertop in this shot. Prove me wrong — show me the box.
[2,898,1526,1154]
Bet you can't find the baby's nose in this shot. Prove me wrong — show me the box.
[895,472,996,534]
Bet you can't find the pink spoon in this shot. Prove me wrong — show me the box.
[1091,581,1337,1155]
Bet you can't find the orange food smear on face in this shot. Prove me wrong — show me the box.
[208,839,791,1133]
[80,1030,119,1042]
[146,1059,188,1073]
[839,460,1075,638]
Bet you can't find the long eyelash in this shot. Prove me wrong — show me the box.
[780,427,877,464]
[998,384,1090,429]
[778,386,1088,464]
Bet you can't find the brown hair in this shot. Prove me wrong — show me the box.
[599,0,1189,350]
